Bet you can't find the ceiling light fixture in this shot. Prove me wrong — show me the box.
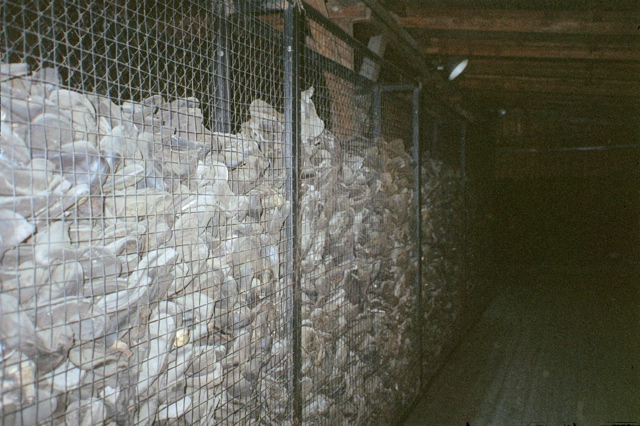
[436,56,469,81]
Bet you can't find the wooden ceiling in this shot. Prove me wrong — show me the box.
[326,0,640,123]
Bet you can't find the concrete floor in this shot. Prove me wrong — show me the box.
[404,264,640,425]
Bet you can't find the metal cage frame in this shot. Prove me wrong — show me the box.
[0,0,495,424]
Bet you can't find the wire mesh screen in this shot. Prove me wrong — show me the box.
[377,87,421,418]
[420,120,466,383]
[297,12,420,423]
[1,0,293,424]
[431,120,464,171]
[1,1,423,424]
[380,91,413,146]
[420,155,466,383]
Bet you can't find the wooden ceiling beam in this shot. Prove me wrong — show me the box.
[422,38,640,61]
[472,89,636,102]
[459,75,639,98]
[464,58,640,82]
[407,29,636,45]
[470,100,638,124]
[399,9,639,35]
[466,89,639,112]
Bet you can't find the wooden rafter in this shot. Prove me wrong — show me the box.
[464,90,639,116]
[464,58,640,82]
[421,38,640,61]
[399,9,640,35]
[458,75,640,98]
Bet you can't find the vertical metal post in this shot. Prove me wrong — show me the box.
[284,2,302,424]
[431,121,439,159]
[460,121,467,182]
[212,0,231,133]
[372,84,382,138]
[460,121,468,291]
[412,85,423,392]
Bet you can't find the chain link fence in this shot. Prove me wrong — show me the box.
[0,0,491,424]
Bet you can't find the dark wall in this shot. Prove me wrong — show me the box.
[493,175,640,266]
[490,113,640,267]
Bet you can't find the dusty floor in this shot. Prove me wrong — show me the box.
[404,264,640,425]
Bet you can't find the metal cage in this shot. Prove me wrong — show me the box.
[0,0,493,424]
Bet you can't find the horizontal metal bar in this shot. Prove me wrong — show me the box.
[361,0,420,51]
[303,45,375,87]
[360,0,473,121]
[498,144,639,153]
[301,3,375,58]
[235,2,385,72]
[231,2,417,86]
[301,1,417,84]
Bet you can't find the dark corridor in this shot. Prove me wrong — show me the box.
[404,264,640,425]
[493,176,640,267]
[404,173,640,424]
